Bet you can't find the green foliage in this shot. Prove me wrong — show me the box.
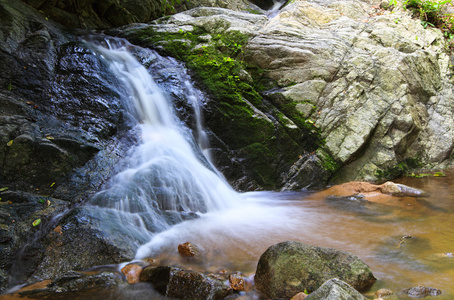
[404,0,454,48]
[32,218,41,226]
[408,171,446,177]
[0,187,8,192]
[160,0,181,14]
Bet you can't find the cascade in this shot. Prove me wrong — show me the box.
[85,39,241,249]
[85,39,306,264]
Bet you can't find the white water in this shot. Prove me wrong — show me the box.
[84,41,324,265]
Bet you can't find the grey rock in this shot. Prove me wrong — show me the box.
[305,278,365,300]
[255,241,375,299]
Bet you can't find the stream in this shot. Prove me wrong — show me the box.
[2,37,454,299]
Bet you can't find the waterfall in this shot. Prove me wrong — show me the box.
[85,39,240,249]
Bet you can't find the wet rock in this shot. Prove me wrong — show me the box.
[255,241,375,299]
[403,285,442,297]
[121,263,143,284]
[140,266,232,299]
[305,278,365,300]
[228,273,246,291]
[178,241,200,257]
[375,288,399,300]
[291,292,308,300]
[18,271,121,297]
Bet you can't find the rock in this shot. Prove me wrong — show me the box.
[305,278,365,300]
[291,292,309,300]
[228,273,246,291]
[18,271,121,297]
[375,288,399,299]
[178,242,199,257]
[140,266,232,299]
[22,0,256,29]
[403,286,442,297]
[121,263,143,284]
[255,241,376,299]
[118,0,454,190]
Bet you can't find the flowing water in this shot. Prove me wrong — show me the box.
[87,40,454,299]
[3,40,454,299]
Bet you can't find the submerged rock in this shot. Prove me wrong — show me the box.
[305,278,365,300]
[375,288,399,300]
[255,241,375,299]
[403,285,442,297]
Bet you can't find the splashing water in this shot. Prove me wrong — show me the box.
[86,40,241,247]
[87,40,313,267]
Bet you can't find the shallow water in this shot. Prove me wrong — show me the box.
[116,169,454,299]
[2,171,454,299]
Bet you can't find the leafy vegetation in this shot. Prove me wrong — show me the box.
[402,0,454,47]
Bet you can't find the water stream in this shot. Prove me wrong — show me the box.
[3,39,454,300]
[87,40,454,299]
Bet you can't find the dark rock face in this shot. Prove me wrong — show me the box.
[18,271,121,297]
[305,278,365,300]
[255,241,376,299]
[21,0,165,29]
[140,266,232,299]
[0,0,134,291]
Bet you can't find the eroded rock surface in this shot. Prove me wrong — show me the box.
[118,0,454,189]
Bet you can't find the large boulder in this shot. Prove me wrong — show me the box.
[255,241,376,299]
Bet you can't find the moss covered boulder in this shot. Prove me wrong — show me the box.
[255,241,376,299]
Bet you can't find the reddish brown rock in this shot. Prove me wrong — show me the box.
[229,273,245,291]
[291,292,308,300]
[178,242,199,257]
[121,264,143,284]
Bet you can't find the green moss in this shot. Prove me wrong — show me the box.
[317,149,340,172]
[242,143,276,186]
[375,157,423,180]
[125,26,314,188]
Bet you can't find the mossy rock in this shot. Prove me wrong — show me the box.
[255,241,376,299]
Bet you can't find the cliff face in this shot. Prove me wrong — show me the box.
[117,0,454,189]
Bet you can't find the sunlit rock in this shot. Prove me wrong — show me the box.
[121,263,143,284]
[305,278,365,300]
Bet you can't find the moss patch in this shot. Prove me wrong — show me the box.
[123,25,325,188]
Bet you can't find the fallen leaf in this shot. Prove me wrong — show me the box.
[0,187,8,192]
[32,219,41,226]
[6,140,13,147]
